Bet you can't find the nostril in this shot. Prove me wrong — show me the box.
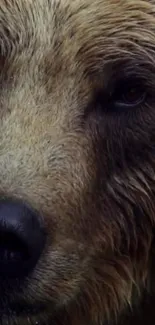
[0,232,30,264]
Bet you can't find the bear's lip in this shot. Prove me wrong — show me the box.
[0,301,46,317]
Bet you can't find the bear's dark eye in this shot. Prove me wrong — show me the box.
[112,79,146,109]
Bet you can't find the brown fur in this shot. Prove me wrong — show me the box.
[0,0,155,324]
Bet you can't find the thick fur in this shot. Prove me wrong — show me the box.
[0,0,155,324]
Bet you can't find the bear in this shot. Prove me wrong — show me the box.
[0,0,155,324]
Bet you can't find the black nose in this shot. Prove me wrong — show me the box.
[0,199,45,278]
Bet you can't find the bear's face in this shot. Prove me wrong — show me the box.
[0,0,155,324]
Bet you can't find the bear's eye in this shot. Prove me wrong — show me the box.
[112,79,146,109]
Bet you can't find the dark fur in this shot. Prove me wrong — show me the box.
[0,0,155,324]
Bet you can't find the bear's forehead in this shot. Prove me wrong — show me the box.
[0,0,154,72]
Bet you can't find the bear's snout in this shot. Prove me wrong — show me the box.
[0,199,46,279]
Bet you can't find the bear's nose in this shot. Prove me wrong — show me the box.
[0,199,45,278]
